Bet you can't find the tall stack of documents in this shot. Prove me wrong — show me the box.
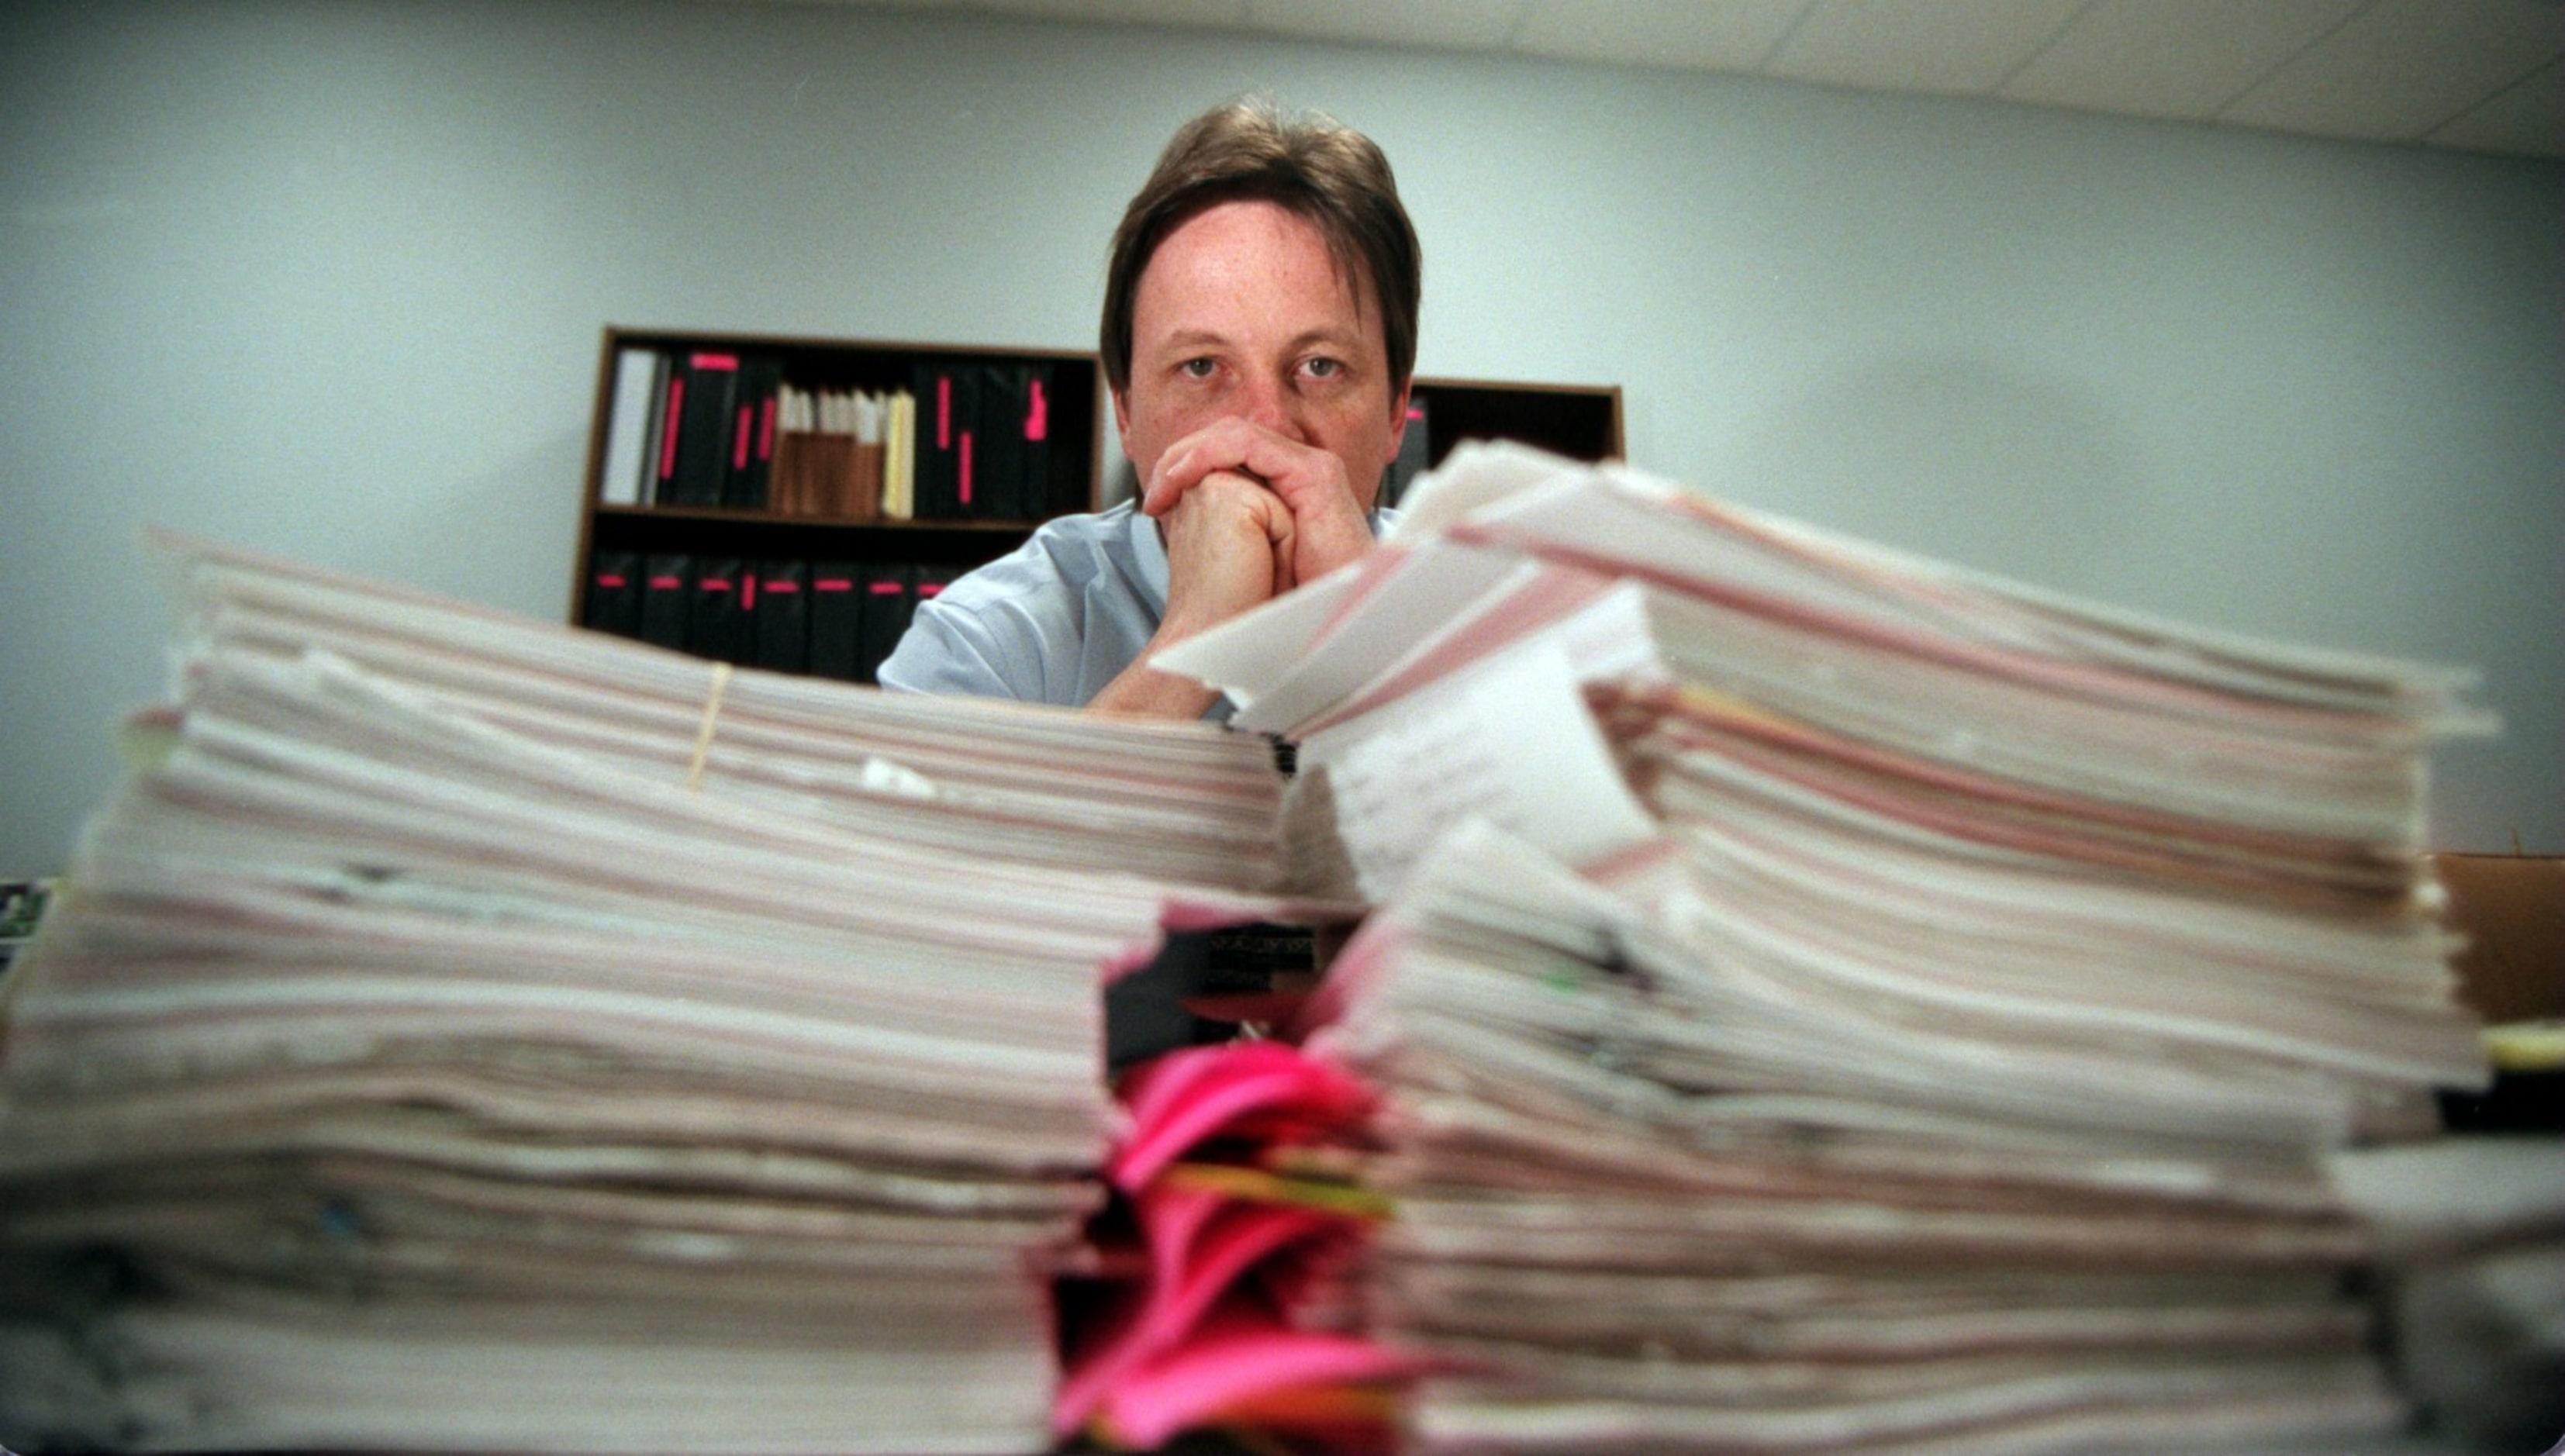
[0,537,1298,1453]
[1165,443,2498,1451]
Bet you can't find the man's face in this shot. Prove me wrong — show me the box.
[1115,198,1408,511]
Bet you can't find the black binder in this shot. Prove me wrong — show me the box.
[688,557,751,664]
[639,554,692,650]
[858,564,915,684]
[582,550,641,640]
[910,360,983,519]
[977,361,1027,521]
[807,561,865,681]
[753,559,810,674]
[1019,360,1058,519]
[662,351,741,507]
[723,355,784,510]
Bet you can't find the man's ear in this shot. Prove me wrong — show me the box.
[1110,388,1133,454]
[1383,380,1414,463]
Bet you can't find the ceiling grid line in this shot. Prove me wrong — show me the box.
[1752,0,1827,73]
[2425,51,2563,142]
[2207,0,2378,122]
[1988,0,2108,98]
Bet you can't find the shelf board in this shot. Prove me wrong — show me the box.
[595,505,1049,532]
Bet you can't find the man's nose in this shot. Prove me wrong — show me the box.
[1241,371,1303,439]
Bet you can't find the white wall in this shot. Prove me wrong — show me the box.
[3,0,2557,876]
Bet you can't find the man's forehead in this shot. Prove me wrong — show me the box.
[1134,201,1381,333]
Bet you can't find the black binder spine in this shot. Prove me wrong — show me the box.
[582,550,642,640]
[665,352,741,507]
[724,355,783,510]
[754,559,810,674]
[688,557,751,664]
[858,563,915,684]
[807,561,865,681]
[639,554,692,650]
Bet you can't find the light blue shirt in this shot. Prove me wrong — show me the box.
[878,500,1399,714]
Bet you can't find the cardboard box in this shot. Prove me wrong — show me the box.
[2431,854,2565,1025]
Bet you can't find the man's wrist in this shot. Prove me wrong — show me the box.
[1085,655,1221,719]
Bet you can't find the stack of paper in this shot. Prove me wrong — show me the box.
[162,533,1287,894]
[0,537,1310,1453]
[1160,443,2497,1451]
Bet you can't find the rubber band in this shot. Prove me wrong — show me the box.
[685,661,732,792]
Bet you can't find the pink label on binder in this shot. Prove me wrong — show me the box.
[594,573,627,588]
[689,353,740,372]
[659,380,684,480]
[960,430,974,506]
[700,577,733,593]
[937,375,951,448]
[733,405,751,471]
[868,580,904,595]
[764,578,799,594]
[758,395,777,459]
[814,577,854,592]
[1027,379,1048,442]
[919,581,944,598]
[648,575,682,590]
[741,574,758,609]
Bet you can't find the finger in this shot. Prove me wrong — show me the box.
[1141,427,1266,516]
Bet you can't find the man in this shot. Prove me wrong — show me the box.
[877,98,1419,720]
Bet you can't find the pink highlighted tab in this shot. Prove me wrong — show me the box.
[1112,1042,1372,1192]
[659,380,684,481]
[1055,1184,1354,1437]
[1091,1305,1431,1451]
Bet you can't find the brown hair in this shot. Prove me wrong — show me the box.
[1101,98,1421,402]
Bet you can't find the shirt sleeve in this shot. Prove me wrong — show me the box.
[875,588,1044,702]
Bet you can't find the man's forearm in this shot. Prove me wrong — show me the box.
[1084,654,1223,719]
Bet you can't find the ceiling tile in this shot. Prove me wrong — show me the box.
[1999,0,2365,120]
[2221,0,2565,141]
[1765,0,2088,96]
[777,0,2565,158]
[1248,0,1528,50]
[1510,0,1811,72]
[2425,53,2565,157]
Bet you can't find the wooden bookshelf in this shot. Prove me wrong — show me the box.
[568,326,1102,681]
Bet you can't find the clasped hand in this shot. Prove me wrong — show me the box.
[1141,417,1376,643]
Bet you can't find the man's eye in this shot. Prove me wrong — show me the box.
[1179,358,1218,379]
[1302,357,1344,380]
